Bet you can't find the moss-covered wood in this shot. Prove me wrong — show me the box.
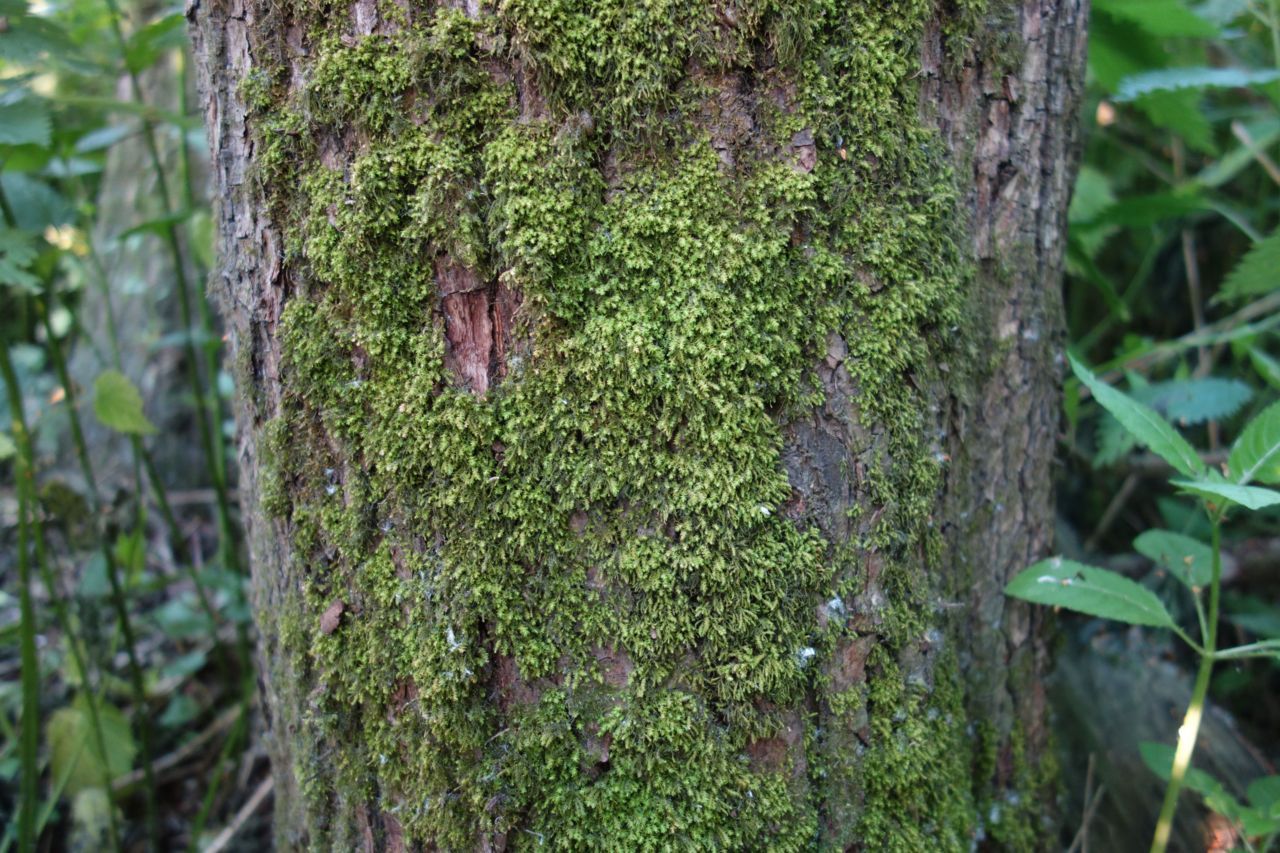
[189,0,1086,848]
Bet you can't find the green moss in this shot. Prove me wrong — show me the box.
[855,646,974,850]
[237,0,1039,846]
[980,721,1060,850]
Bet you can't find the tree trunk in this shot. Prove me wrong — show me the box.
[188,0,1086,848]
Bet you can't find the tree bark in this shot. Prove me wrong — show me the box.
[188,0,1086,848]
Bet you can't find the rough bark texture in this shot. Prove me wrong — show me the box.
[189,0,1085,848]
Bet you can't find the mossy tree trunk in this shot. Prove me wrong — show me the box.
[189,0,1085,848]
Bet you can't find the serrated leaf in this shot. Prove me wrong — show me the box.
[92,370,156,435]
[1005,557,1176,628]
[1142,377,1252,425]
[1116,67,1280,102]
[0,97,51,148]
[0,173,73,230]
[1134,529,1214,589]
[0,226,41,294]
[1071,354,1205,478]
[1172,477,1280,510]
[1228,401,1280,484]
[1094,0,1219,37]
[1074,192,1209,231]
[1093,411,1138,468]
[0,10,74,64]
[47,695,135,796]
[1218,228,1280,301]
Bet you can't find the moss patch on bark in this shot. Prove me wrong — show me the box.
[243,0,1018,847]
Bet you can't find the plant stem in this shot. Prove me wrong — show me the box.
[41,290,226,667]
[2,343,43,853]
[77,237,187,553]
[1,175,125,853]
[1268,0,1280,68]
[100,0,239,574]
[1150,516,1223,853]
[1214,639,1280,660]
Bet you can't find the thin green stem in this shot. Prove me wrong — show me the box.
[41,291,226,671]
[76,241,187,553]
[100,0,239,574]
[1268,0,1280,69]
[39,295,165,849]
[1150,516,1223,853]
[185,697,249,853]
[2,343,42,853]
[1213,639,1280,660]
[2,169,124,853]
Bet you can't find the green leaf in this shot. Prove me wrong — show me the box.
[1074,192,1210,231]
[0,9,74,64]
[0,226,41,294]
[117,209,193,241]
[1248,346,1280,390]
[1218,228,1280,301]
[1230,610,1280,638]
[1172,477,1280,510]
[1067,239,1130,321]
[1116,67,1280,102]
[47,695,135,797]
[0,97,50,148]
[92,370,156,435]
[1094,0,1219,37]
[189,210,214,271]
[1005,557,1176,628]
[1069,166,1118,225]
[1196,0,1250,25]
[1134,529,1214,589]
[150,595,213,640]
[72,124,134,154]
[1139,742,1254,824]
[1137,89,1215,155]
[113,530,145,582]
[1248,776,1280,819]
[0,431,15,460]
[1071,354,1205,478]
[1228,401,1280,485]
[1142,377,1252,425]
[122,13,186,74]
[0,173,73,230]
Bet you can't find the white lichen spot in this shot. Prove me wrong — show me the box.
[446,626,463,652]
[795,646,816,668]
[757,504,772,516]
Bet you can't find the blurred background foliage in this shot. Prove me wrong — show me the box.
[0,0,1277,848]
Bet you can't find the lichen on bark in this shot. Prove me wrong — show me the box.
[190,0,1084,847]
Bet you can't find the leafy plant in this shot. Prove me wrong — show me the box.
[1008,357,1280,852]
